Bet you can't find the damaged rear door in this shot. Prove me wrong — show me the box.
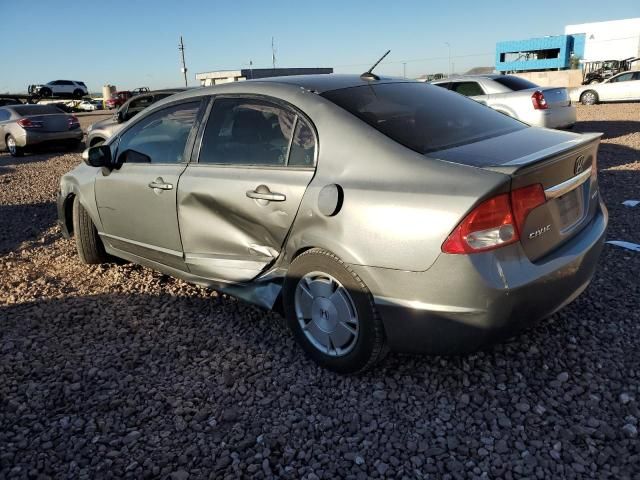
[177,96,317,283]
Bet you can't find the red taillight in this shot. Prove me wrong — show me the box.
[511,184,546,236]
[442,193,518,254]
[531,90,548,110]
[68,115,80,129]
[17,118,43,129]
[442,184,546,255]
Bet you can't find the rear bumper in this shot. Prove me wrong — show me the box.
[527,105,577,129]
[16,129,83,147]
[351,201,608,354]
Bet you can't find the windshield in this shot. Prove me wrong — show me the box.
[322,82,525,154]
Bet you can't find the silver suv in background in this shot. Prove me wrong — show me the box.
[431,75,576,129]
[29,80,89,99]
[86,89,184,146]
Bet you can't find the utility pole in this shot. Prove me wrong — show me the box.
[403,62,407,79]
[445,42,451,77]
[271,37,277,70]
[179,36,188,87]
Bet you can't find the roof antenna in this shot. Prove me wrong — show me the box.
[360,50,391,81]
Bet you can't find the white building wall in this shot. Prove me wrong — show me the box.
[565,18,640,62]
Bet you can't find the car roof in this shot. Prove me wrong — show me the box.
[246,73,412,93]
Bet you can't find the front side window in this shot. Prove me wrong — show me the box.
[0,109,10,121]
[117,101,200,164]
[199,98,296,166]
[451,82,485,97]
[610,73,633,83]
[322,82,524,155]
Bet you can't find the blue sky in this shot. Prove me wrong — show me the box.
[2,0,639,93]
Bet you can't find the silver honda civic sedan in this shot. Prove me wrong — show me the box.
[57,74,607,373]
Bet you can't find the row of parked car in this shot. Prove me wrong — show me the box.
[2,70,639,158]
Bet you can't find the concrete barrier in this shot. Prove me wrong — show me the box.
[512,70,583,88]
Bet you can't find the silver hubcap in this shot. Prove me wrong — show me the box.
[7,137,16,154]
[583,92,595,104]
[295,272,359,357]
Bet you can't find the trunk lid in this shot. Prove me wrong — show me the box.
[535,87,571,108]
[25,114,71,132]
[432,129,602,262]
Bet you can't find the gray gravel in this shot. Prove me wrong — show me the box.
[1,103,639,479]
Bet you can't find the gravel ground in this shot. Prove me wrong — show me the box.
[1,103,639,479]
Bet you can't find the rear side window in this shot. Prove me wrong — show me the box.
[322,82,524,154]
[288,118,316,166]
[0,109,10,121]
[492,75,538,91]
[117,101,200,164]
[199,98,295,166]
[450,82,485,96]
[12,105,64,115]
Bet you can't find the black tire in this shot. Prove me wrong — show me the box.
[72,198,110,264]
[580,90,599,106]
[40,87,52,97]
[90,138,105,147]
[6,134,24,157]
[73,89,84,99]
[283,248,388,373]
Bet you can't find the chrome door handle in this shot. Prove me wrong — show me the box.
[148,178,173,190]
[246,189,286,202]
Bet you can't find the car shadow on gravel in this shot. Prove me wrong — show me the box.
[0,202,58,254]
[574,120,640,141]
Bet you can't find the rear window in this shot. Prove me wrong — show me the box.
[12,105,64,115]
[322,82,525,154]
[492,75,538,91]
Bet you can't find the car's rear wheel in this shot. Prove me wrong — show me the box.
[580,90,599,105]
[6,135,24,157]
[283,248,387,373]
[72,198,110,264]
[40,87,52,97]
[73,89,84,99]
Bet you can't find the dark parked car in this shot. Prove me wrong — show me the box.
[0,98,23,107]
[87,89,184,146]
[58,75,607,372]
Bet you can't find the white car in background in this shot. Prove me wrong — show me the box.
[76,100,98,111]
[431,75,576,129]
[572,70,640,105]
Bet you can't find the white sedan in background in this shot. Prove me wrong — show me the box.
[572,70,640,105]
[76,100,98,111]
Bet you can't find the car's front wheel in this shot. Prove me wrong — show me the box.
[6,135,24,157]
[72,198,110,264]
[580,90,599,105]
[283,248,387,373]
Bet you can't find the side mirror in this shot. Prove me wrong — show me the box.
[82,145,114,168]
